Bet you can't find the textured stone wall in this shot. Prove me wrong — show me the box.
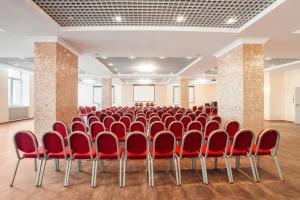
[102,78,112,109]
[217,44,264,133]
[180,78,189,109]
[34,42,78,135]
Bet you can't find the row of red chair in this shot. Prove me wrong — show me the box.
[78,106,96,116]
[134,102,155,107]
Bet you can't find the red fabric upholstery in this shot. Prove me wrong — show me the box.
[176,146,199,158]
[98,148,123,159]
[180,116,192,131]
[53,121,68,138]
[71,122,86,133]
[182,131,202,153]
[69,133,92,156]
[23,147,44,158]
[211,116,222,124]
[151,132,174,159]
[174,113,183,121]
[96,132,120,157]
[150,116,160,124]
[130,122,145,133]
[48,147,70,159]
[15,131,37,153]
[120,116,131,131]
[73,147,96,159]
[225,121,240,140]
[233,130,253,151]
[251,144,272,155]
[149,122,164,140]
[90,122,105,141]
[43,132,64,153]
[136,116,147,128]
[104,116,115,130]
[196,116,206,130]
[72,116,84,123]
[161,113,171,123]
[126,133,147,159]
[201,145,224,157]
[110,122,126,141]
[165,116,175,129]
[88,116,99,126]
[206,130,227,153]
[112,113,121,121]
[99,113,107,122]
[257,129,278,150]
[187,121,202,132]
[204,121,219,139]
[169,121,183,141]
[187,113,196,121]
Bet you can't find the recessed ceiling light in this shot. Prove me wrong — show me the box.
[186,56,192,59]
[137,64,156,73]
[19,56,25,59]
[129,56,135,59]
[265,57,271,60]
[170,73,174,75]
[14,64,20,67]
[201,73,206,75]
[195,79,209,84]
[176,16,185,22]
[82,79,94,84]
[108,63,113,66]
[67,16,74,20]
[139,78,151,84]
[114,68,118,71]
[101,56,107,59]
[270,64,275,67]
[211,68,216,71]
[225,17,238,24]
[115,16,122,22]
[159,56,165,59]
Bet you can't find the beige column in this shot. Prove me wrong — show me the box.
[34,42,78,135]
[180,78,189,109]
[102,78,112,109]
[217,43,264,133]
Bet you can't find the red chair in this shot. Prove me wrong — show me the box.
[176,130,203,184]
[196,116,207,131]
[117,111,124,117]
[187,113,196,121]
[94,132,123,187]
[185,110,192,115]
[195,110,202,116]
[121,132,151,187]
[52,121,69,144]
[10,131,44,186]
[112,113,121,121]
[85,106,92,114]
[174,113,183,121]
[136,113,146,118]
[192,106,197,112]
[65,131,96,187]
[149,121,165,141]
[211,107,218,116]
[197,106,203,112]
[95,111,102,119]
[167,110,174,116]
[120,116,131,132]
[157,111,164,118]
[164,116,176,129]
[129,121,145,133]
[201,130,233,184]
[252,129,283,181]
[110,121,126,142]
[103,116,115,131]
[38,131,70,186]
[161,113,171,123]
[204,120,220,139]
[88,116,99,127]
[227,129,257,182]
[149,131,179,186]
[149,116,160,125]
[211,116,222,125]
[180,116,192,131]
[204,107,211,116]
[136,116,147,129]
[90,121,105,141]
[71,121,87,133]
[225,120,240,140]
[124,113,134,122]
[199,113,208,119]
[98,113,107,122]
[91,106,96,113]
[169,121,184,141]
[187,121,203,132]
[72,116,84,123]
[106,111,113,116]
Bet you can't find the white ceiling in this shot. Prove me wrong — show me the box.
[0,0,299,83]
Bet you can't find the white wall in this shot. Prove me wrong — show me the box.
[0,66,9,123]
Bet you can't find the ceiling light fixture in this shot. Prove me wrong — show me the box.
[129,56,135,59]
[19,56,25,59]
[186,56,192,59]
[115,16,122,22]
[82,79,94,84]
[67,16,74,20]
[265,57,271,60]
[108,63,113,66]
[195,79,209,85]
[137,64,156,73]
[139,78,151,84]
[170,72,174,75]
[211,68,216,71]
[101,56,107,59]
[225,17,238,24]
[176,16,185,22]
[159,56,165,59]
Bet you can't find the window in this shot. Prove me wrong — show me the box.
[8,69,22,106]
[93,86,102,104]
[133,84,155,102]
[112,85,115,103]
[173,85,195,103]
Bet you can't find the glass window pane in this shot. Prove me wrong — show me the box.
[173,86,179,104]
[8,78,11,106]
[12,79,22,105]
[189,86,195,103]
[93,86,102,104]
[8,69,22,79]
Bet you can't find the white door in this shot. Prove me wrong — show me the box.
[295,87,300,124]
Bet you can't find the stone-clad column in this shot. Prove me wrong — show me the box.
[34,42,78,135]
[180,78,189,109]
[217,43,264,133]
[102,78,112,109]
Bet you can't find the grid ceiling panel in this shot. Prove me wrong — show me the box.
[32,0,277,28]
[97,57,197,74]
[120,78,166,84]
[0,57,34,69]
[265,58,300,68]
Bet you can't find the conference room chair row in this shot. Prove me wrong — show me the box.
[10,128,283,188]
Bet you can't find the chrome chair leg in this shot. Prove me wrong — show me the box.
[273,155,284,181]
[64,159,72,187]
[35,159,44,187]
[235,156,240,169]
[225,157,233,183]
[10,159,21,186]
[38,159,47,186]
[174,158,180,186]
[77,160,82,172]
[249,156,258,182]
[201,157,208,184]
[253,156,260,182]
[122,159,126,187]
[119,159,123,188]
[177,157,181,185]
[91,159,97,187]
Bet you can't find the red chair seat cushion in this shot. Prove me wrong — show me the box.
[48,147,70,159]
[175,146,199,158]
[150,147,173,159]
[98,148,123,159]
[23,147,44,158]
[126,151,147,159]
[251,144,271,155]
[73,147,96,159]
[225,144,248,156]
[201,145,224,157]
[118,136,125,142]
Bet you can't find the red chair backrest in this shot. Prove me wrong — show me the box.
[231,129,254,154]
[211,116,222,124]
[180,116,192,130]
[96,132,120,159]
[150,121,165,138]
[53,121,68,138]
[130,121,145,133]
[185,110,192,115]
[69,131,93,157]
[195,110,202,116]
[112,113,121,121]
[199,113,208,119]
[180,130,203,157]
[174,113,183,121]
[106,111,113,116]
[196,116,206,130]
[91,106,96,112]
[256,129,279,152]
[187,113,196,121]
[165,116,176,128]
[136,116,147,128]
[71,121,87,133]
[167,110,174,116]
[124,113,134,122]
[150,116,160,124]
[125,132,148,155]
[204,120,220,138]
[103,116,115,130]
[225,121,240,138]
[120,116,131,130]
[205,130,228,155]
[161,113,170,123]
[187,121,203,132]
[110,121,126,140]
[152,131,175,158]
[192,106,197,112]
[87,113,96,119]
[85,106,92,114]
[95,111,102,118]
[99,113,107,122]
[72,116,84,123]
[14,131,38,154]
[88,116,99,126]
[211,107,218,115]
[169,121,184,139]
[42,131,65,155]
[90,121,105,139]
[204,107,211,115]
[157,111,164,118]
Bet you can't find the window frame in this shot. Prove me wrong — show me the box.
[8,74,23,107]
[173,85,195,103]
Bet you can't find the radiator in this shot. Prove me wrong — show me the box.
[9,106,29,121]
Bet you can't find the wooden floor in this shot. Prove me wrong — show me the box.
[0,120,299,200]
